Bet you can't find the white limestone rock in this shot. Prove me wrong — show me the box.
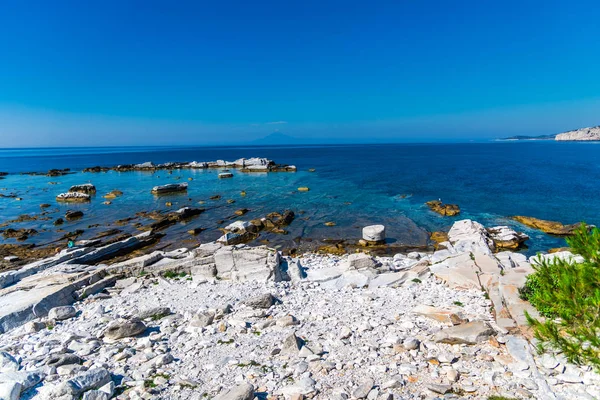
[362,225,385,242]
[448,219,495,255]
[556,126,600,141]
[213,245,282,282]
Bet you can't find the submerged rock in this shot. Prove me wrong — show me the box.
[1,228,38,241]
[65,210,84,221]
[103,190,123,199]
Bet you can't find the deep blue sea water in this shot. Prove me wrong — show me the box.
[1,142,599,255]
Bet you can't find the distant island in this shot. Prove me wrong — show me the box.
[501,134,557,141]
[501,125,600,141]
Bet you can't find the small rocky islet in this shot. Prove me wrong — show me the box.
[0,157,597,399]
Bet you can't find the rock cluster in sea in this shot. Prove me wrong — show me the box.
[80,158,297,174]
[0,220,597,399]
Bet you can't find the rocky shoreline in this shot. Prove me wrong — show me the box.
[0,218,597,400]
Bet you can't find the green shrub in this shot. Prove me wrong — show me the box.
[523,224,600,368]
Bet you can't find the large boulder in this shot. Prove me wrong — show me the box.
[487,226,529,249]
[362,225,385,242]
[447,219,495,255]
[213,383,255,400]
[341,253,379,271]
[48,306,77,321]
[103,319,146,340]
[224,221,253,233]
[243,293,275,309]
[213,245,283,282]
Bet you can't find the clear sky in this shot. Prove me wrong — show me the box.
[1,0,599,147]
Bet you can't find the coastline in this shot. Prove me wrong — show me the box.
[0,217,594,399]
[0,151,597,399]
[1,147,595,271]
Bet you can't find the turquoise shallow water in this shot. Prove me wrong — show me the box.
[1,142,599,255]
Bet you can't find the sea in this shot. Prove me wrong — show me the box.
[1,141,599,255]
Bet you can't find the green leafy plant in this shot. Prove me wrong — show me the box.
[163,270,187,279]
[522,224,600,368]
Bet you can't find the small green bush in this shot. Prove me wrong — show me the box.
[523,224,600,369]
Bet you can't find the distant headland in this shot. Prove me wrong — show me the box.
[501,125,600,141]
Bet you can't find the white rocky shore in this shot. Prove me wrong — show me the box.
[0,220,597,400]
[555,126,600,141]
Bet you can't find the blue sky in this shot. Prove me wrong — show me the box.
[1,0,599,147]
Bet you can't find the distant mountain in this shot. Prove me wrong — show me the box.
[250,133,323,145]
[500,134,557,141]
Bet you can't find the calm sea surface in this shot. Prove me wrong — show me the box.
[1,142,599,255]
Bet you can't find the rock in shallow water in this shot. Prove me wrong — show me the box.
[426,200,460,216]
[362,225,385,242]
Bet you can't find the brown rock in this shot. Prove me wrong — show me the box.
[426,200,460,216]
[548,246,570,253]
[318,243,346,255]
[104,190,123,199]
[430,231,449,245]
[512,216,582,236]
[65,210,84,221]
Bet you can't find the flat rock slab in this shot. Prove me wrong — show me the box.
[412,304,465,325]
[306,266,343,283]
[434,321,495,344]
